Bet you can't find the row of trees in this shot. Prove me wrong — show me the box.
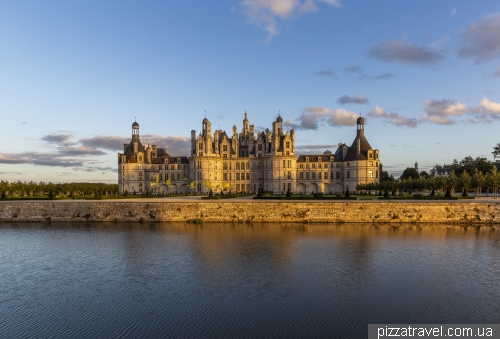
[0,181,119,197]
[358,167,500,197]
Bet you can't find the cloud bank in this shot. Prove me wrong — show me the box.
[368,38,444,66]
[337,95,369,105]
[457,12,500,63]
[283,106,359,130]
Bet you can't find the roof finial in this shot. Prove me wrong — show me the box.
[135,116,136,122]
[205,110,206,118]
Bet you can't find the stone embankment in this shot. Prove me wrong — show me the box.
[0,201,499,223]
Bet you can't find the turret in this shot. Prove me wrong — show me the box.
[191,130,196,155]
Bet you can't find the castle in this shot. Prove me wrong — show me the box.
[118,113,380,195]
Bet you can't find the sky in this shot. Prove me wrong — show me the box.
[1,0,500,183]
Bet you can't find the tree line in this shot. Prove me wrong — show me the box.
[0,181,118,197]
[358,148,500,197]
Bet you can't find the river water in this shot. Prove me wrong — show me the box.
[1,222,499,338]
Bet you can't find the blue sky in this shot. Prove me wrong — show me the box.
[1,0,499,182]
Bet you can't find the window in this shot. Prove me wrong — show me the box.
[347,171,350,179]
[336,163,340,168]
[369,161,373,167]
[376,162,379,167]
[177,173,180,180]
[299,164,303,169]
[223,154,227,158]
[171,165,175,170]
[324,172,328,179]
[258,144,262,151]
[197,161,201,169]
[312,164,316,169]
[246,173,250,180]
[312,172,316,179]
[283,160,286,167]
[369,153,373,159]
[223,173,227,180]
[317,172,321,179]
[300,172,303,179]
[197,172,201,180]
[223,145,228,152]
[229,173,232,180]
[236,173,240,180]
[306,172,309,179]
[369,170,373,178]
[324,164,328,168]
[223,162,228,170]
[199,143,203,150]
[286,141,290,148]
[336,172,340,179]
[376,170,379,178]
[236,163,240,170]
[347,162,350,167]
[236,184,240,191]
[306,164,310,169]
[166,173,169,180]
[330,172,333,179]
[287,172,291,179]
[287,160,291,168]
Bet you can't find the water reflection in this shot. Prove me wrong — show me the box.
[0,222,499,338]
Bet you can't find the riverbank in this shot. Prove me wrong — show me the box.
[1,199,499,223]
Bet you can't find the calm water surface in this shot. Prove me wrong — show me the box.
[1,222,499,338]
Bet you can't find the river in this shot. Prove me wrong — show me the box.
[1,222,499,338]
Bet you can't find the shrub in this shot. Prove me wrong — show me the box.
[208,189,214,198]
[313,192,323,198]
[1,191,5,200]
[444,188,451,198]
[430,188,435,196]
[286,187,292,197]
[383,188,389,198]
[48,191,54,199]
[344,189,350,198]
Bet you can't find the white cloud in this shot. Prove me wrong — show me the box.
[240,0,342,41]
[450,7,457,16]
[422,99,467,125]
[480,97,500,114]
[367,106,418,127]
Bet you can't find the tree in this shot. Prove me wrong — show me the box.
[460,171,471,196]
[493,143,500,159]
[1,191,5,199]
[472,169,485,198]
[401,167,419,180]
[208,189,213,198]
[448,171,459,196]
[419,171,430,179]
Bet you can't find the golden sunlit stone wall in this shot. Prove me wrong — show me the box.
[0,201,499,223]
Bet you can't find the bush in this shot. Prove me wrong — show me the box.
[208,189,214,198]
[430,188,435,196]
[383,188,389,198]
[1,191,5,200]
[412,193,424,199]
[286,188,292,197]
[313,192,324,198]
[344,189,350,198]
[48,191,54,199]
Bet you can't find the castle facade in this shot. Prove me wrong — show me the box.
[118,113,380,195]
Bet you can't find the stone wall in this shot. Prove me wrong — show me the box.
[0,201,499,223]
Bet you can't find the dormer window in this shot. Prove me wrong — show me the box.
[318,157,322,162]
[223,145,228,152]
[306,157,309,162]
